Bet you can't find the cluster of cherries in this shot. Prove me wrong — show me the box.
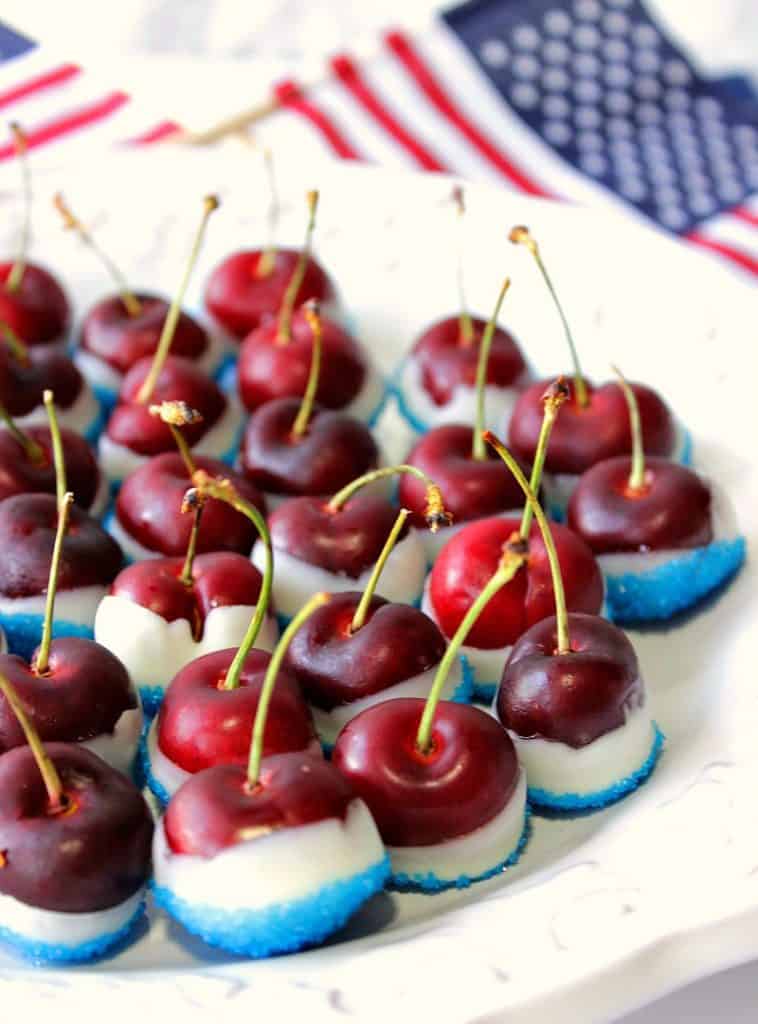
[0,134,744,964]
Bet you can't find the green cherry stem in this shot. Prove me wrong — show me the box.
[451,186,474,346]
[484,430,570,655]
[53,192,142,317]
[0,320,30,363]
[519,378,569,541]
[277,190,319,343]
[179,493,204,588]
[471,276,511,461]
[290,300,322,439]
[6,124,31,294]
[189,471,274,691]
[43,390,66,505]
[0,400,44,464]
[136,195,219,404]
[509,226,588,408]
[350,508,409,634]
[149,400,203,478]
[34,491,74,675]
[612,364,645,492]
[0,670,64,811]
[415,540,527,753]
[247,591,329,789]
[256,148,279,278]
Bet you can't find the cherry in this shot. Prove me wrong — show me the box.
[0,344,84,420]
[0,422,101,509]
[0,264,70,350]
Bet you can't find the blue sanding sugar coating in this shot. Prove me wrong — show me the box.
[139,729,172,807]
[83,404,107,445]
[389,808,531,893]
[152,855,390,957]
[0,899,146,965]
[528,723,665,813]
[215,353,238,393]
[218,419,246,467]
[604,536,746,625]
[0,614,93,660]
[391,367,433,436]
[91,382,119,417]
[139,685,166,720]
[365,386,390,430]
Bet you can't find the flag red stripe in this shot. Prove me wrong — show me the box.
[0,62,80,111]
[384,29,554,197]
[128,120,182,145]
[0,91,129,160]
[731,205,758,229]
[330,53,447,172]
[685,230,758,276]
[273,79,362,161]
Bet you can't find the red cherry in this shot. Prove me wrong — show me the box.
[0,424,101,508]
[80,293,210,376]
[115,453,266,557]
[509,377,676,475]
[105,355,226,456]
[205,249,335,340]
[0,743,152,912]
[497,612,643,747]
[164,752,352,857]
[0,263,70,348]
[429,516,603,648]
[333,698,519,845]
[0,346,83,418]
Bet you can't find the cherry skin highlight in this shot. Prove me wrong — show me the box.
[567,456,713,554]
[429,516,603,648]
[0,262,70,348]
[496,612,643,748]
[332,698,520,846]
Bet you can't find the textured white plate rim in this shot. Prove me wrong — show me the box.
[0,149,756,1024]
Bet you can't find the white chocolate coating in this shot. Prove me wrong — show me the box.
[15,382,100,438]
[81,703,144,777]
[0,585,107,627]
[413,508,522,562]
[0,887,144,947]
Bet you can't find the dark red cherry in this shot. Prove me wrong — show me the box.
[80,293,210,376]
[204,249,335,340]
[399,424,525,528]
[0,743,152,912]
[237,307,365,413]
[0,263,70,348]
[333,698,519,845]
[239,398,378,498]
[567,456,713,553]
[0,346,83,417]
[285,593,445,710]
[164,752,352,857]
[0,639,136,752]
[411,316,527,406]
[269,495,406,577]
[509,377,676,475]
[0,494,122,599]
[110,552,265,635]
[116,453,266,557]
[0,424,101,508]
[105,355,226,456]
[157,649,317,775]
[497,612,643,747]
[429,516,603,648]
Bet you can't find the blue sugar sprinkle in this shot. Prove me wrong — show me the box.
[364,386,390,430]
[83,405,107,445]
[153,855,390,957]
[218,418,246,467]
[0,613,93,660]
[0,899,146,965]
[139,685,165,719]
[91,382,119,417]
[392,370,431,436]
[139,728,171,807]
[678,429,693,467]
[214,353,238,393]
[459,654,503,708]
[528,722,665,814]
[604,536,746,625]
[389,809,531,893]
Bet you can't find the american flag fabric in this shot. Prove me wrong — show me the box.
[1,0,757,277]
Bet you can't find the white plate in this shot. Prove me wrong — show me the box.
[1,149,757,1024]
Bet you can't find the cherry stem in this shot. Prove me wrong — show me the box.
[0,400,44,464]
[519,378,569,540]
[34,491,73,675]
[171,424,197,477]
[452,186,474,346]
[510,226,588,408]
[290,300,321,439]
[0,320,29,362]
[484,430,570,655]
[136,195,219,405]
[247,591,329,788]
[0,670,64,810]
[43,391,66,505]
[53,193,141,317]
[612,364,645,492]
[188,471,274,691]
[277,190,318,343]
[416,541,527,754]
[350,508,409,633]
[256,148,279,278]
[179,502,203,587]
[6,124,31,294]
[472,276,511,461]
